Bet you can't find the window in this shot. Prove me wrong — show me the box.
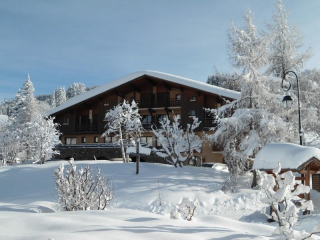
[105,136,118,143]
[65,137,76,144]
[142,115,152,124]
[176,94,181,101]
[191,96,196,101]
[63,117,70,125]
[82,137,86,143]
[189,110,196,116]
[141,136,153,147]
[94,136,99,143]
[104,101,109,106]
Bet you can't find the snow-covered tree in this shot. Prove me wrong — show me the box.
[207,70,241,91]
[102,100,143,163]
[32,115,61,164]
[66,82,86,99]
[55,87,67,107]
[257,163,318,239]
[10,74,40,161]
[51,89,56,108]
[207,10,294,183]
[152,115,202,168]
[228,9,267,78]
[54,162,114,211]
[0,117,24,166]
[266,0,312,77]
[37,100,51,114]
[12,74,38,124]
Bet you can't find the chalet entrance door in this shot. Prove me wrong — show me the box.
[312,174,320,192]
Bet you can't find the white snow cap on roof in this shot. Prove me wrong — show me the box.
[253,143,320,170]
[47,71,240,115]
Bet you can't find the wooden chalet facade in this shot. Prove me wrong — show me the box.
[47,71,240,163]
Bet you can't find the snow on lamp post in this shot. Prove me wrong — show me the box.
[281,71,303,145]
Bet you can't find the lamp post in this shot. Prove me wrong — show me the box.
[281,71,303,145]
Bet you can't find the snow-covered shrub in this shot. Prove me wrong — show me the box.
[257,163,315,239]
[170,197,199,221]
[152,115,202,167]
[54,162,114,211]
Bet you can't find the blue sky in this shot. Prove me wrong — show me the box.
[1,0,320,102]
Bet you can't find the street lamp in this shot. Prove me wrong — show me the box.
[281,71,303,145]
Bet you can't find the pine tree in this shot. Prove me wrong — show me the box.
[207,10,294,185]
[266,0,312,77]
[66,82,86,99]
[55,87,67,107]
[51,89,56,108]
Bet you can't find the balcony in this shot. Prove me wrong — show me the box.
[137,98,181,109]
[75,123,98,132]
[203,118,217,128]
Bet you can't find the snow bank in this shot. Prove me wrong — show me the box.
[0,161,318,239]
[253,143,320,170]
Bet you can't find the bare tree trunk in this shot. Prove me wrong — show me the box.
[136,140,140,174]
[118,127,126,163]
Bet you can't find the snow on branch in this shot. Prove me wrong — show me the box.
[54,162,114,211]
[152,115,202,168]
[257,163,318,239]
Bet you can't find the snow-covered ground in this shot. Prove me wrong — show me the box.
[0,161,319,240]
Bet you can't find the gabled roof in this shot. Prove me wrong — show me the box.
[253,143,320,171]
[47,71,240,116]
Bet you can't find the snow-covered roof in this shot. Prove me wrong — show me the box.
[47,71,240,115]
[253,143,320,170]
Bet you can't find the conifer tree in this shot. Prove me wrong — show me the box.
[266,0,312,77]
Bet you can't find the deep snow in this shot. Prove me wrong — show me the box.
[0,161,319,239]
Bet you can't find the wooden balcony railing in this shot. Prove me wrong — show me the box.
[203,118,217,128]
[137,98,181,108]
[75,123,98,132]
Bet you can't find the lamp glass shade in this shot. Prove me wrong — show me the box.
[282,95,293,109]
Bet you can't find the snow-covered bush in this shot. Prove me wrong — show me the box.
[257,163,315,239]
[170,197,199,221]
[54,162,114,211]
[152,115,202,167]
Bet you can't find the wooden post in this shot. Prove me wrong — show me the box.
[306,165,311,200]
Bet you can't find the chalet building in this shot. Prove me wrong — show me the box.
[47,71,240,163]
[252,143,320,198]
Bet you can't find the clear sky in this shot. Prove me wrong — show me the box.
[1,0,320,102]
